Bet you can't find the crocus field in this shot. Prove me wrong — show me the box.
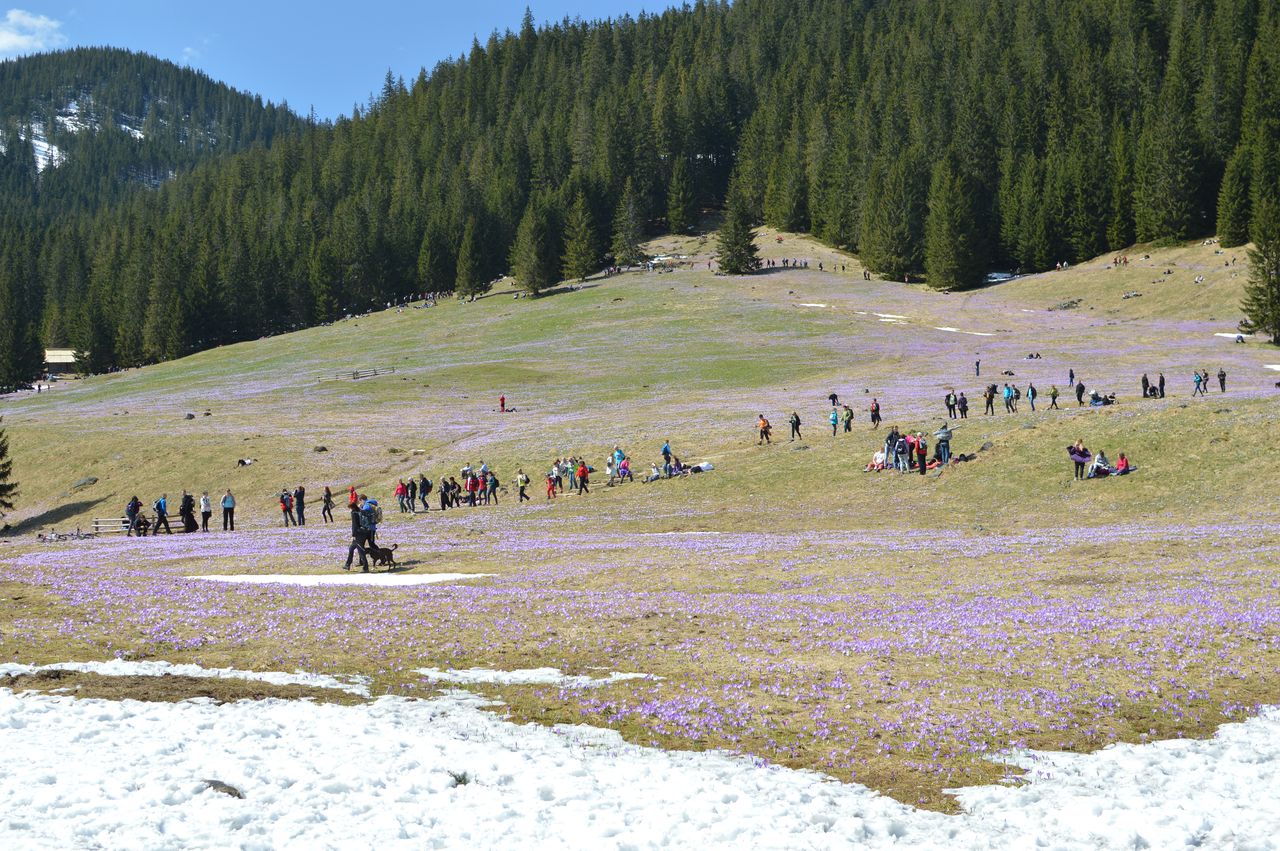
[2,232,1279,811]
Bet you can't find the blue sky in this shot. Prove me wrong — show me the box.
[0,2,656,119]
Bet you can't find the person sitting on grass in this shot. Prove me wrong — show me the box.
[619,457,634,482]
[645,463,662,483]
[1088,450,1115,478]
[864,449,887,472]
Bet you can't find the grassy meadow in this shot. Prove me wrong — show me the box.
[2,231,1279,809]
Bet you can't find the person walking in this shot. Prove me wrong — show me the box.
[1027,382,1037,412]
[294,485,306,525]
[975,358,980,377]
[348,485,358,509]
[179,491,198,533]
[546,468,557,500]
[870,399,881,428]
[517,469,530,501]
[757,414,772,445]
[576,460,590,494]
[153,494,172,534]
[1158,372,1166,398]
[1075,380,1086,406]
[487,472,500,504]
[842,405,854,433]
[200,492,212,532]
[829,407,839,436]
[126,495,145,537]
[1049,385,1060,409]
[221,490,235,531]
[395,479,409,512]
[280,489,296,526]
[661,440,672,468]
[789,411,802,441]
[419,475,433,511]
[1218,368,1227,393]
[344,496,370,572]
[407,477,418,510]
[1069,368,1075,387]
[322,486,335,523]
[957,392,969,419]
[1193,371,1204,396]
[1003,383,1014,413]
[983,385,995,416]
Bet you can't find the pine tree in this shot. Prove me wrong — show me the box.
[716,187,758,275]
[924,160,983,291]
[666,158,695,235]
[511,200,557,296]
[1107,127,1136,251]
[1240,193,1280,343]
[1217,143,1252,247]
[455,217,487,298]
[611,179,644,267]
[859,150,927,280]
[562,192,597,282]
[0,417,16,516]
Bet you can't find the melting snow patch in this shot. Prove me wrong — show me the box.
[1,672,1278,849]
[0,659,369,696]
[798,303,828,308]
[416,667,652,688]
[874,313,908,319]
[189,573,494,587]
[934,326,996,337]
[1264,365,1280,372]
[1215,332,1253,339]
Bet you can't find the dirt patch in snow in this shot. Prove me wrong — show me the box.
[0,670,364,705]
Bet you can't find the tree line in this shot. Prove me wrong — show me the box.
[2,0,1280,388]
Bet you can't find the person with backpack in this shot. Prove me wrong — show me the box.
[294,485,306,525]
[153,494,172,534]
[957,392,969,419]
[419,475,433,511]
[757,415,772,445]
[1218,368,1227,393]
[829,407,840,436]
[221,490,235,531]
[1049,385,1060,409]
[576,460,590,494]
[545,468,557,499]
[789,411,802,441]
[344,496,371,572]
[280,489,296,526]
[1003,383,1014,413]
[894,433,910,472]
[842,405,854,433]
[362,498,381,549]
[199,492,212,532]
[487,472,500,504]
[126,496,146,537]
[1027,383,1038,412]
[516,469,530,501]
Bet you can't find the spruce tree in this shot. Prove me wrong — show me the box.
[1107,127,1136,251]
[924,160,983,291]
[455,217,487,298]
[0,417,15,516]
[859,150,927,280]
[1240,193,1280,343]
[511,200,556,296]
[1217,144,1252,248]
[611,179,644,267]
[716,188,759,275]
[666,158,695,235]
[562,192,597,282]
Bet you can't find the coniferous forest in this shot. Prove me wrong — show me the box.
[2,0,1279,387]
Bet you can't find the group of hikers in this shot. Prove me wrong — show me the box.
[124,490,236,536]
[863,423,966,474]
[1067,441,1135,480]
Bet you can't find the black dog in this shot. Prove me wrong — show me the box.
[365,543,398,567]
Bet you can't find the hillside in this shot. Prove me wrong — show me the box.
[2,0,1278,391]
[0,47,306,216]
[2,240,1279,811]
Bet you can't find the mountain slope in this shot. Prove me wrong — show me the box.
[0,47,307,217]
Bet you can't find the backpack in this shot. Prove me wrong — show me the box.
[358,507,374,531]
[372,503,384,524]
[153,499,163,514]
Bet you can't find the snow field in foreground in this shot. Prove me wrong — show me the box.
[1,662,1278,850]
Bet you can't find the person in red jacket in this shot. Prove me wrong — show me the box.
[500,394,506,413]
[348,485,358,508]
[576,461,590,495]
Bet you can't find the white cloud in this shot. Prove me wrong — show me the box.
[181,45,199,62]
[0,8,65,57]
